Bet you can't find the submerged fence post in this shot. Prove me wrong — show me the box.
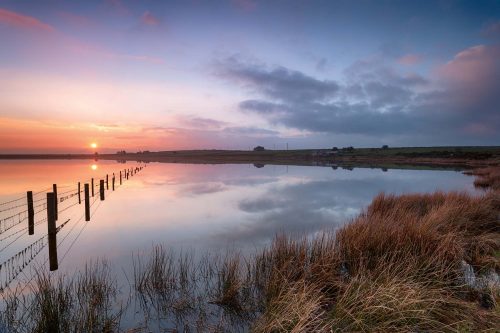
[78,182,81,204]
[47,192,58,271]
[91,178,94,197]
[112,174,115,191]
[84,183,90,221]
[27,191,34,235]
[99,180,105,201]
[119,171,122,185]
[52,184,58,221]
[106,174,109,190]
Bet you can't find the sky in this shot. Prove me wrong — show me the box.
[0,0,499,153]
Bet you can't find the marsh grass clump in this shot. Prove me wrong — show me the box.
[469,166,500,190]
[252,179,500,331]
[0,261,122,333]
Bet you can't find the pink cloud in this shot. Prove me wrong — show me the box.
[438,45,500,85]
[397,54,422,65]
[0,8,54,32]
[141,11,160,26]
[437,44,500,109]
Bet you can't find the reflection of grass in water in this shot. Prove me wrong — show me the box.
[2,167,500,332]
[133,247,256,331]
[1,261,123,333]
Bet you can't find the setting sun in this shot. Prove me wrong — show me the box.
[90,164,98,171]
[90,143,97,149]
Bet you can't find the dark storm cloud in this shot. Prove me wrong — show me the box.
[217,48,500,144]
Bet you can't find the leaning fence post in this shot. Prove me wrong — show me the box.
[99,180,105,201]
[84,183,90,221]
[47,192,58,271]
[27,191,34,235]
[78,182,81,204]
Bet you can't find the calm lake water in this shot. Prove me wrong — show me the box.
[0,159,479,329]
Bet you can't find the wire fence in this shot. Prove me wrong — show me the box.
[0,164,146,293]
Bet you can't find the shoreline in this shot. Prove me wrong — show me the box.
[1,146,499,171]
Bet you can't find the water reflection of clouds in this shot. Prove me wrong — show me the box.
[210,169,477,246]
[178,182,227,196]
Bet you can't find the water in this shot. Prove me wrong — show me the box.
[0,159,479,329]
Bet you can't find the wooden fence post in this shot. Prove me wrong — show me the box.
[112,175,115,191]
[27,191,34,235]
[119,171,122,185]
[106,174,109,190]
[78,182,81,204]
[47,192,58,271]
[100,180,105,201]
[84,183,90,221]
[52,184,58,221]
[91,178,94,197]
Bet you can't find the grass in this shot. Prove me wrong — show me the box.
[1,166,499,332]
[0,261,123,333]
[469,166,500,191]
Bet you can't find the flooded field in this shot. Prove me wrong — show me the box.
[0,160,481,331]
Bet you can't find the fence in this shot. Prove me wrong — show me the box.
[0,165,146,291]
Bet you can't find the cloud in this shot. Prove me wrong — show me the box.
[140,11,160,26]
[177,116,228,130]
[0,8,54,32]
[397,54,422,65]
[438,45,500,89]
[223,126,279,136]
[178,183,226,196]
[215,55,339,103]
[216,48,499,144]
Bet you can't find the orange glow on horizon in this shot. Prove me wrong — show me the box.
[0,117,225,153]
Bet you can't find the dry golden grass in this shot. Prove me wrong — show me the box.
[470,166,500,190]
[252,166,500,332]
